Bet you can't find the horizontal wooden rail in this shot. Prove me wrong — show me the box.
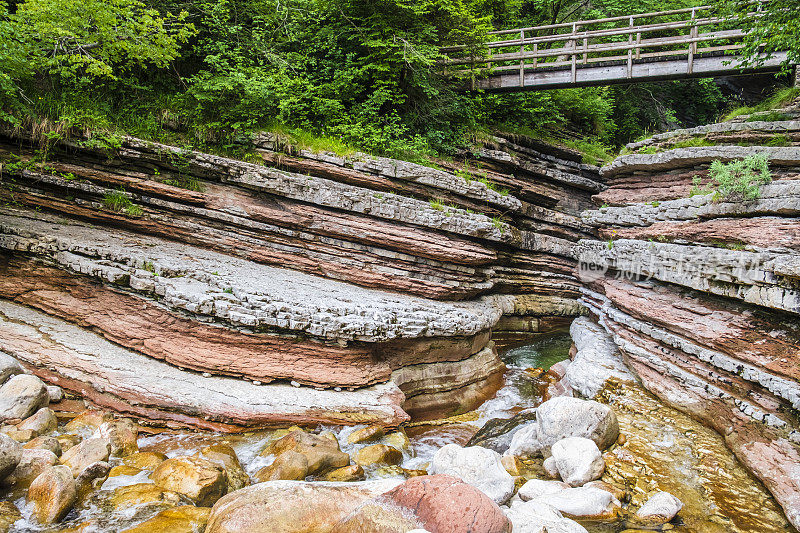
[441,5,790,91]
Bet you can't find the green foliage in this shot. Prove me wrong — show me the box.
[691,154,772,201]
[102,188,143,216]
[715,0,800,68]
[722,88,800,122]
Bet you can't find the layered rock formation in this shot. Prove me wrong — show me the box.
[576,104,800,529]
[0,127,600,428]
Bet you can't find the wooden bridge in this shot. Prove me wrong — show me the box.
[441,6,790,91]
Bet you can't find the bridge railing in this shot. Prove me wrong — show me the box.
[441,6,751,86]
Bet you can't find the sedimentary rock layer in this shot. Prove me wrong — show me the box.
[579,116,800,529]
[0,300,409,430]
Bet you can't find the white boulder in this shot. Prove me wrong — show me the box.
[550,437,604,487]
[505,499,588,533]
[506,397,618,457]
[518,479,569,501]
[429,444,514,504]
[535,486,620,519]
[636,491,683,524]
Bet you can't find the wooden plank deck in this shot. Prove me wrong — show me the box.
[442,5,793,92]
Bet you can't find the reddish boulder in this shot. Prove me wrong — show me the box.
[380,474,511,533]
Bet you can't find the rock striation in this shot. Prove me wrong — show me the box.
[0,127,600,428]
[576,107,800,529]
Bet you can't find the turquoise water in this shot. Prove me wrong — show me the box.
[499,332,572,370]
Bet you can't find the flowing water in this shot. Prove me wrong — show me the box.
[2,330,793,532]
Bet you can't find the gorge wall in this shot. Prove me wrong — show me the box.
[0,126,600,430]
[576,100,800,529]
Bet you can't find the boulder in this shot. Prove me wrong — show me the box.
[320,464,365,482]
[109,482,187,511]
[151,455,228,506]
[518,479,570,501]
[17,408,57,436]
[543,456,559,478]
[0,352,22,385]
[95,419,138,457]
[381,475,511,533]
[27,465,76,524]
[255,450,308,482]
[2,428,36,443]
[0,374,49,422]
[23,436,62,456]
[121,505,211,533]
[383,431,410,451]
[205,479,401,533]
[266,430,350,475]
[505,499,587,533]
[56,434,82,454]
[3,448,58,487]
[356,444,402,466]
[635,491,683,525]
[197,444,249,492]
[122,451,168,471]
[47,385,64,403]
[550,437,604,487]
[0,433,22,481]
[60,437,111,478]
[465,409,538,453]
[533,486,620,520]
[347,426,385,444]
[75,460,110,495]
[428,444,515,505]
[506,398,618,457]
[328,501,423,533]
[64,410,114,436]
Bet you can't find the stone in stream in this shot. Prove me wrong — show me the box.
[0,433,22,481]
[64,410,114,436]
[465,408,537,453]
[122,450,168,471]
[428,444,515,505]
[550,437,605,487]
[46,385,64,403]
[320,464,365,482]
[60,437,112,478]
[518,479,570,501]
[17,407,57,436]
[255,450,309,482]
[4,448,58,487]
[205,479,402,533]
[328,500,424,532]
[95,419,139,457]
[532,486,621,520]
[0,352,22,385]
[635,491,684,525]
[0,374,49,423]
[355,444,403,466]
[504,499,587,533]
[151,455,228,507]
[265,430,350,475]
[347,425,385,444]
[379,474,511,533]
[121,505,211,533]
[197,444,250,492]
[109,483,188,511]
[506,397,618,458]
[27,465,77,524]
[23,435,62,457]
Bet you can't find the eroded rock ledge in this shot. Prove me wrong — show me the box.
[0,126,600,428]
[577,113,800,529]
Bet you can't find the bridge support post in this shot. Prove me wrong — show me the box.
[794,67,800,88]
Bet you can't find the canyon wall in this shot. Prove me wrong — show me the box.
[0,127,600,429]
[576,101,800,529]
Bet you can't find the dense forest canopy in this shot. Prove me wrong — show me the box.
[0,0,796,159]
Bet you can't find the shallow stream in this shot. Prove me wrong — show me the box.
[2,331,793,532]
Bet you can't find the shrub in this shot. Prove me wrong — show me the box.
[691,154,772,201]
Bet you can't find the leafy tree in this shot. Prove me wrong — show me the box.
[715,0,800,68]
